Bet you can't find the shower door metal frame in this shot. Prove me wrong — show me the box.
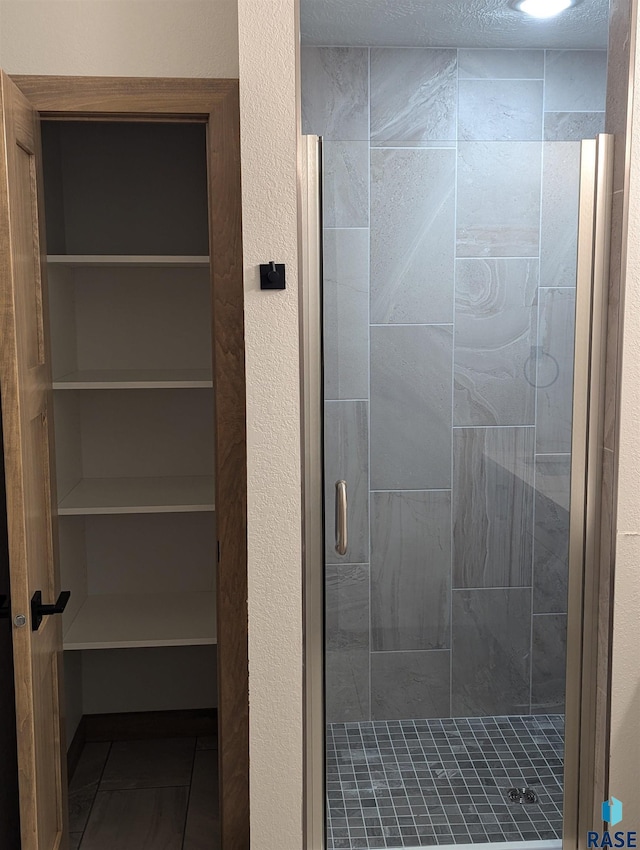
[564,133,614,848]
[300,134,325,850]
[299,133,615,850]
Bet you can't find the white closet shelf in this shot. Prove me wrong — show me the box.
[47,255,210,267]
[53,369,213,389]
[58,476,215,515]
[63,591,217,650]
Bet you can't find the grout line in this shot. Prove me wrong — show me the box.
[452,424,535,430]
[369,322,454,327]
[460,76,545,81]
[369,648,451,655]
[370,144,457,149]
[450,585,533,592]
[451,45,459,722]
[531,52,547,714]
[543,109,606,114]
[77,740,113,848]
[538,284,578,289]
[370,488,451,494]
[180,740,198,850]
[367,44,373,725]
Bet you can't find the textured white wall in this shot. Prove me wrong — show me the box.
[610,5,640,822]
[3,0,640,842]
[0,1,238,77]
[0,5,306,845]
[237,0,304,847]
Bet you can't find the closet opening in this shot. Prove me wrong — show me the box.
[1,74,247,850]
[41,118,219,850]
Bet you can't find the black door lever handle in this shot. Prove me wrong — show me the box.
[31,590,71,631]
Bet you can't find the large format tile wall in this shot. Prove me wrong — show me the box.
[302,46,607,723]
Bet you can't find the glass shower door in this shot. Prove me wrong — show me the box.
[307,46,611,850]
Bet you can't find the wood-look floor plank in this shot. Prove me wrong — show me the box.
[80,787,188,850]
[99,738,195,791]
[68,743,111,832]
[183,750,219,850]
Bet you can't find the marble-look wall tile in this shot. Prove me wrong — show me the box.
[371,491,451,652]
[323,229,369,401]
[370,48,457,143]
[545,50,608,112]
[371,325,452,490]
[540,142,581,288]
[324,401,369,564]
[452,588,532,717]
[323,142,369,228]
[544,111,606,142]
[454,258,538,426]
[458,80,543,142]
[457,142,542,258]
[453,427,535,588]
[326,565,370,722]
[534,455,570,614]
[309,43,598,723]
[371,651,451,720]
[301,46,369,140]
[536,289,576,454]
[531,614,567,714]
[370,148,455,323]
[458,49,544,80]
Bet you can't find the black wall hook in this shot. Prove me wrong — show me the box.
[260,261,286,290]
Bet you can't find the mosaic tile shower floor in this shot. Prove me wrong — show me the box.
[326,715,564,849]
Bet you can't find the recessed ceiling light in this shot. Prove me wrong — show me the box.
[510,0,580,18]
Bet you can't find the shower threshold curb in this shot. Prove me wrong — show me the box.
[368,841,562,850]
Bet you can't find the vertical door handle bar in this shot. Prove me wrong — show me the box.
[335,480,348,556]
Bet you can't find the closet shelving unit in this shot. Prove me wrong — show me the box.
[50,258,213,391]
[44,122,217,660]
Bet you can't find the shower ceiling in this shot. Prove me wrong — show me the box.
[301,0,609,48]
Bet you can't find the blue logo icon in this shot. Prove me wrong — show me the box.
[603,798,624,827]
[588,798,635,847]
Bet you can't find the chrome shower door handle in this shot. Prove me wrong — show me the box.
[335,480,348,556]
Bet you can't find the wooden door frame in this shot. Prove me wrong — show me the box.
[10,75,249,850]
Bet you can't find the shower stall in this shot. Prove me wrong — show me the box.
[300,11,612,849]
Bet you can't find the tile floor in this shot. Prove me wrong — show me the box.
[68,736,219,850]
[326,715,564,849]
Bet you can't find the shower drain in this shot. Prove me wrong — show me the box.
[508,787,539,804]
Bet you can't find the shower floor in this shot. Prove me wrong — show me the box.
[326,714,564,849]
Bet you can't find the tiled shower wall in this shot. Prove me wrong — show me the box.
[302,46,607,723]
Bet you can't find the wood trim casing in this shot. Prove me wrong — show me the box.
[11,75,249,850]
[9,76,237,116]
